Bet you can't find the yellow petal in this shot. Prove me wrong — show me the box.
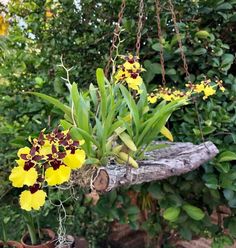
[114,69,128,82]
[20,190,47,211]
[194,83,205,93]
[17,147,30,157]
[16,159,25,167]
[220,86,225,92]
[45,165,71,186]
[39,140,52,156]
[126,76,143,87]
[148,95,158,104]
[9,167,38,187]
[203,86,216,98]
[63,149,86,169]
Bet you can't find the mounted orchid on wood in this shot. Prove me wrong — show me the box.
[10,55,223,208]
[29,58,187,171]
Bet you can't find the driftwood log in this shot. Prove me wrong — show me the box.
[90,141,219,192]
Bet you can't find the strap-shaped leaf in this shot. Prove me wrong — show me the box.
[160,126,174,142]
[119,85,140,135]
[96,68,107,122]
[137,99,184,146]
[30,92,71,117]
[117,131,137,152]
[137,83,148,116]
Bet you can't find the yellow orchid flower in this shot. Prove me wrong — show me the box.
[9,166,38,187]
[17,147,31,158]
[194,83,205,93]
[148,94,158,104]
[20,190,47,211]
[45,165,71,186]
[203,86,216,99]
[39,140,52,156]
[126,75,143,91]
[114,69,129,83]
[63,149,86,170]
[123,61,142,71]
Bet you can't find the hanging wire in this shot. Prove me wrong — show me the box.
[155,0,166,86]
[168,0,208,145]
[168,0,190,81]
[135,0,145,57]
[105,0,126,78]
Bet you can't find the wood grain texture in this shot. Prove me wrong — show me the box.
[91,141,219,192]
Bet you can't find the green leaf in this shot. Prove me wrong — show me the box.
[89,83,98,106]
[70,127,99,148]
[137,83,148,116]
[126,206,140,215]
[219,151,236,162]
[216,162,230,173]
[152,43,161,51]
[202,173,218,189]
[195,30,210,39]
[216,3,232,10]
[96,68,107,122]
[182,204,205,221]
[60,119,73,130]
[75,92,90,132]
[148,183,164,200]
[166,68,176,75]
[223,189,234,201]
[193,48,207,56]
[71,82,81,126]
[150,63,162,74]
[163,207,181,222]
[119,85,140,135]
[118,132,137,152]
[202,126,216,135]
[29,92,71,117]
[221,54,234,69]
[137,99,185,147]
[228,218,236,237]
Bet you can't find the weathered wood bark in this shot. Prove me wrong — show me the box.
[91,141,219,192]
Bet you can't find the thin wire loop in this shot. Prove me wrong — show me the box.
[105,0,126,78]
[168,0,190,81]
[135,0,145,57]
[155,0,166,85]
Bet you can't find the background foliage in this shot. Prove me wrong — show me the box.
[0,0,236,247]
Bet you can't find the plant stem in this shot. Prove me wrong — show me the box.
[24,211,37,245]
[26,223,37,245]
[1,221,7,242]
[36,215,43,241]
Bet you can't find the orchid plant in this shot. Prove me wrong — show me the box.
[8,55,224,243]
[29,59,188,170]
[9,54,224,210]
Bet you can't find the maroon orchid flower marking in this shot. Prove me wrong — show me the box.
[46,127,65,143]
[29,183,40,194]
[20,147,43,171]
[46,144,66,170]
[32,131,46,152]
[130,72,138,79]
[59,133,79,154]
